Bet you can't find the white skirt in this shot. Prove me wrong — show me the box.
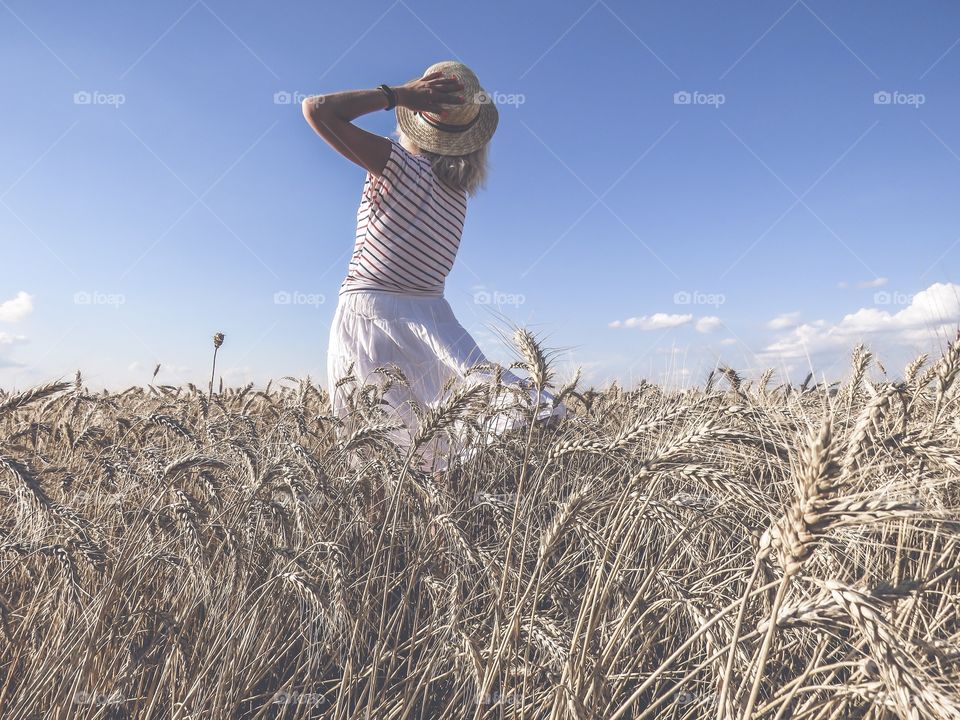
[326,289,566,471]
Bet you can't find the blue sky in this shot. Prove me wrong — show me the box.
[2,0,960,391]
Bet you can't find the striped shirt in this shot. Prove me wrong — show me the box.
[340,139,467,296]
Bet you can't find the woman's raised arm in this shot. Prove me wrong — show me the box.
[301,71,465,176]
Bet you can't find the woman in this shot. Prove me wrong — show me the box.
[302,61,565,471]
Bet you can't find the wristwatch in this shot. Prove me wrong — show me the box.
[378,84,397,110]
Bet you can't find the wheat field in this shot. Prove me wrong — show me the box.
[1,330,959,719]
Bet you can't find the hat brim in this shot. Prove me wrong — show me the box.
[396,100,498,156]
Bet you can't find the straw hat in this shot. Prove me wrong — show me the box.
[396,61,499,156]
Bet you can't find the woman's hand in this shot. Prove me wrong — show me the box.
[395,71,465,116]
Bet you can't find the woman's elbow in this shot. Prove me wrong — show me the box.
[301,95,328,124]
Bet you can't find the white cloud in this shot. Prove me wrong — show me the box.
[695,316,722,333]
[763,282,960,360]
[609,313,692,331]
[0,332,27,346]
[0,332,27,369]
[768,311,800,330]
[720,338,737,346]
[0,292,33,323]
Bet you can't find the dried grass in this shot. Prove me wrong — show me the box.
[0,333,958,719]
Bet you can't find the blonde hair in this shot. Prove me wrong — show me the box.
[396,128,489,197]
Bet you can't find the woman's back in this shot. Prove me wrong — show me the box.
[341,140,467,296]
